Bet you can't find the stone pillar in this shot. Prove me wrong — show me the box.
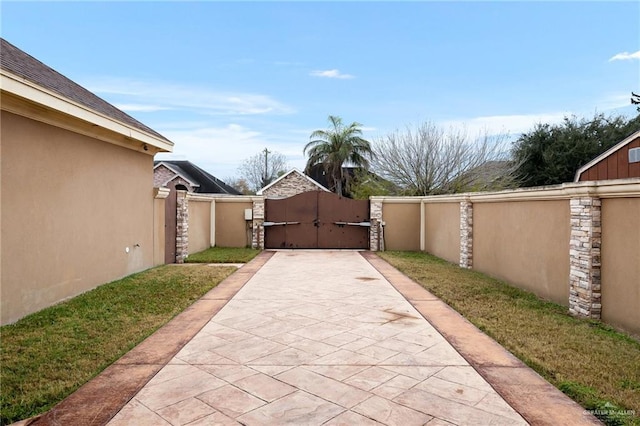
[569,197,602,318]
[459,198,473,269]
[369,200,383,251]
[252,198,265,249]
[175,190,189,263]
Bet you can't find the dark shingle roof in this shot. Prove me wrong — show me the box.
[155,160,241,195]
[0,38,171,143]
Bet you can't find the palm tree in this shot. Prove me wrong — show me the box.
[304,115,374,196]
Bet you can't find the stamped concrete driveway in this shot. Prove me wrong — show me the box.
[107,251,529,425]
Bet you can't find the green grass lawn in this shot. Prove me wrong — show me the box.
[185,246,261,264]
[379,251,640,426]
[0,265,236,425]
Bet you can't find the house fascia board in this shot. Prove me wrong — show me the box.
[573,130,640,182]
[256,168,330,195]
[1,70,174,154]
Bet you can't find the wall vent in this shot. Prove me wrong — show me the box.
[629,147,640,164]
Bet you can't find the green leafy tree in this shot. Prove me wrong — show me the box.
[512,113,640,187]
[304,115,374,195]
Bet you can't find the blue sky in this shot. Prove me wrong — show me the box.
[2,1,639,180]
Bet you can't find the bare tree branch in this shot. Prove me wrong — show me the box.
[372,121,517,195]
[237,149,288,192]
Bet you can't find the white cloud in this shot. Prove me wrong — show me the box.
[155,123,307,179]
[159,124,264,162]
[596,93,635,110]
[84,77,294,116]
[441,92,637,141]
[441,112,570,138]
[309,69,355,79]
[608,50,640,61]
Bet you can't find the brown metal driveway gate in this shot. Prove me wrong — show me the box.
[264,191,370,249]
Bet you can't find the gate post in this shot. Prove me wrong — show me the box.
[252,197,265,249]
[176,189,189,263]
[370,199,383,251]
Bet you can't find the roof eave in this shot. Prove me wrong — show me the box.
[574,130,640,182]
[1,70,174,154]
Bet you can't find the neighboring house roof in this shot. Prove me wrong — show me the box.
[0,38,172,152]
[464,160,511,178]
[574,129,640,182]
[457,160,514,188]
[257,168,330,195]
[154,160,241,195]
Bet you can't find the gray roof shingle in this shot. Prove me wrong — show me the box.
[1,38,171,143]
[155,160,241,195]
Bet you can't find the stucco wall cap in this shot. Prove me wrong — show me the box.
[154,187,171,199]
[371,178,640,204]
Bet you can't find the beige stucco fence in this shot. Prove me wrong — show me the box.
[179,180,639,335]
[371,179,640,336]
[183,194,261,257]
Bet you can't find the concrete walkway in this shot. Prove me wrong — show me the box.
[29,251,600,426]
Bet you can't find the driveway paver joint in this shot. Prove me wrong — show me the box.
[28,250,600,426]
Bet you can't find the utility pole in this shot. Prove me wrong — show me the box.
[263,147,271,187]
